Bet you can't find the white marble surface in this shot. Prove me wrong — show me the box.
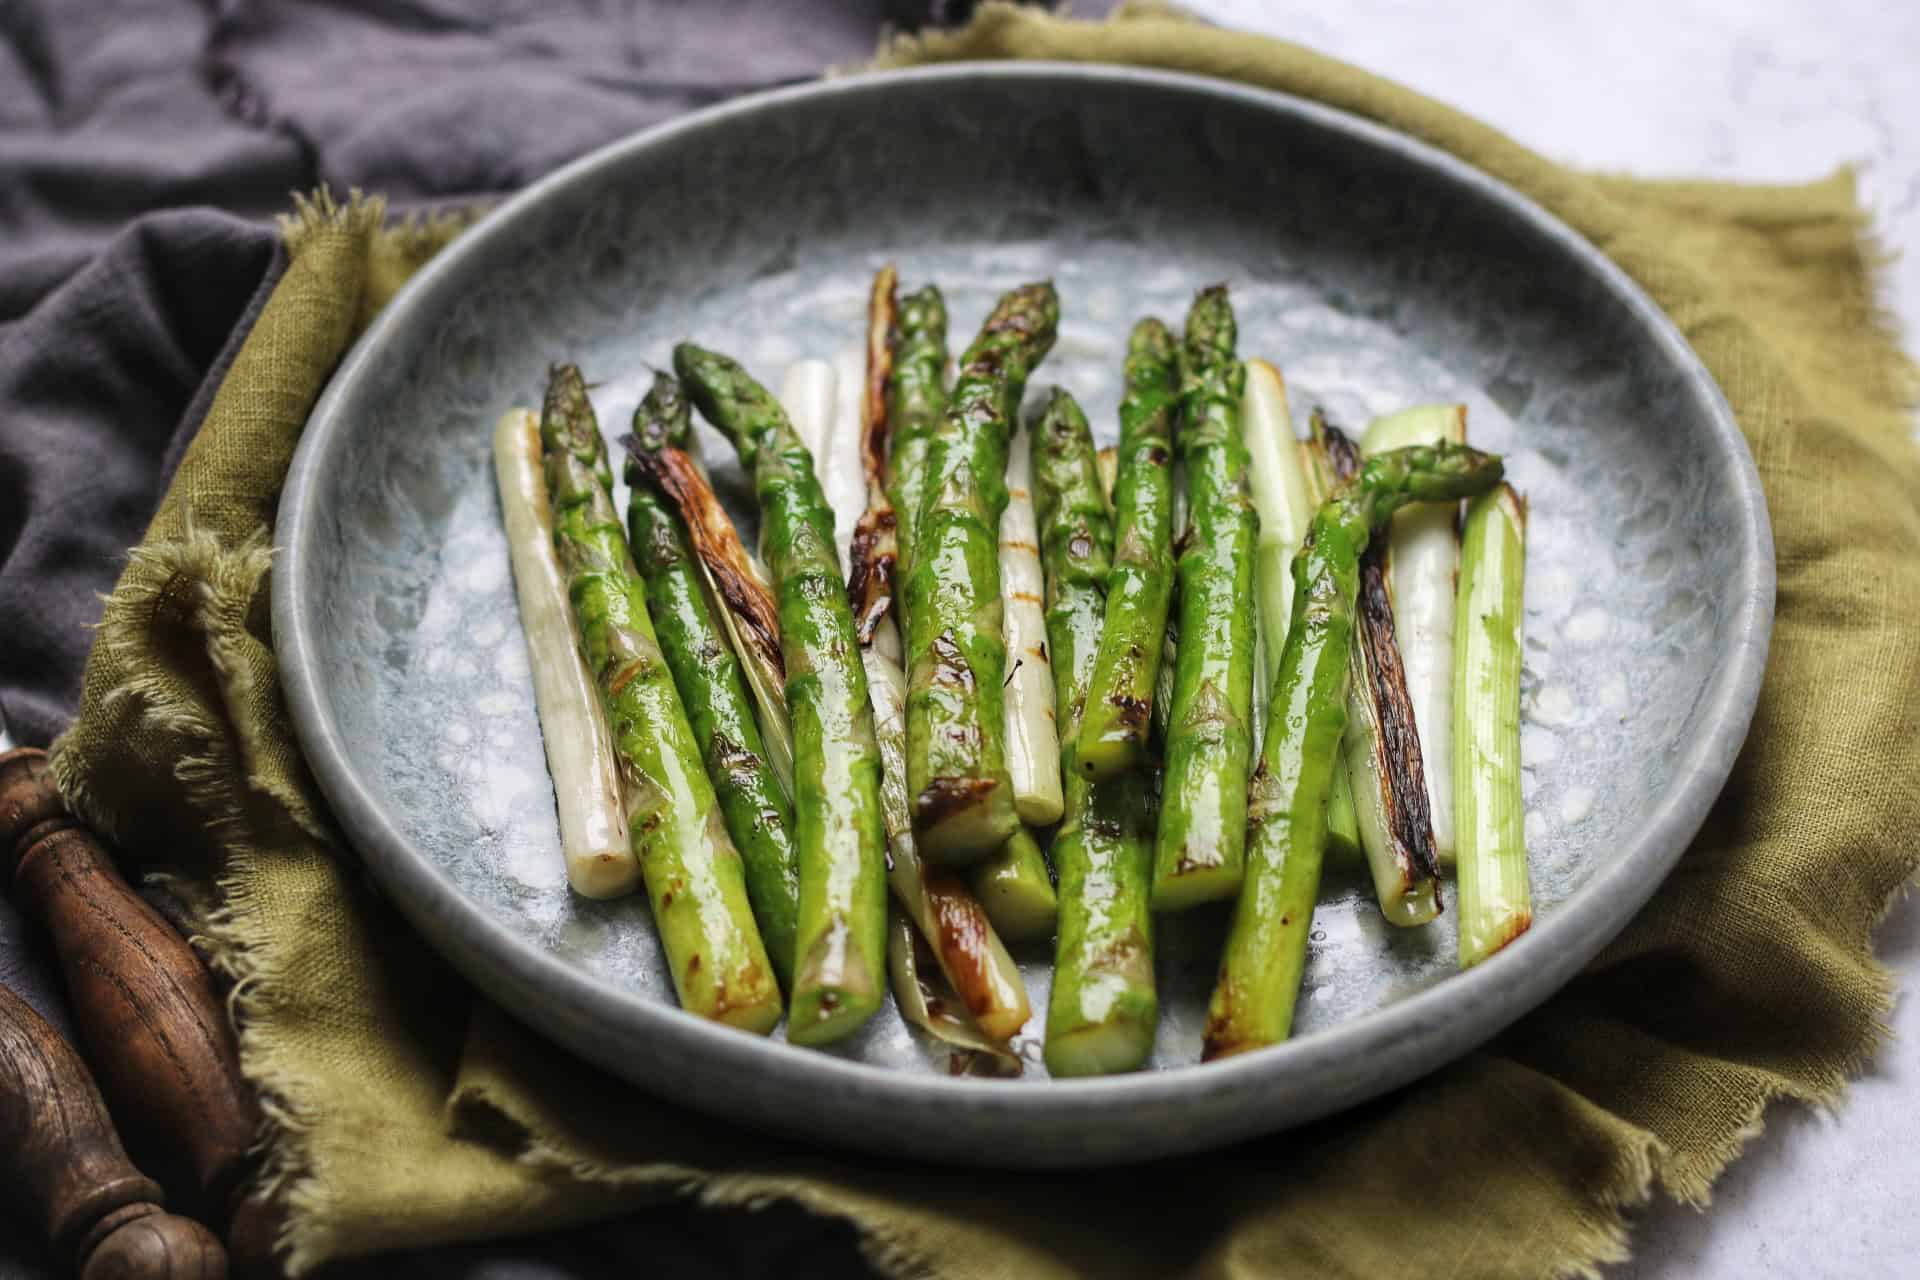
[1182,2,1920,1276]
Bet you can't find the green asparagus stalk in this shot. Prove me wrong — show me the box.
[673,345,888,1047]
[902,283,1059,863]
[886,284,951,582]
[970,826,1057,941]
[1319,418,1443,926]
[1075,318,1181,781]
[1034,389,1160,1076]
[1455,484,1532,967]
[621,375,802,988]
[1153,286,1259,911]
[1298,435,1365,869]
[854,266,1031,1045]
[539,364,781,1033]
[1203,439,1503,1060]
[1363,405,1468,866]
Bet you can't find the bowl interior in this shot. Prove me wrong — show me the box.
[282,65,1765,1159]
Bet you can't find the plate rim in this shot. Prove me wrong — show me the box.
[274,60,1775,1163]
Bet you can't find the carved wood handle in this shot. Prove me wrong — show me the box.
[1,981,228,1279]
[0,748,261,1229]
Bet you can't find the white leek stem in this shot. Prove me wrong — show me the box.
[1241,359,1317,755]
[1363,404,1467,864]
[781,358,859,576]
[492,409,638,900]
[1455,485,1531,966]
[1000,418,1063,826]
[886,909,1021,1072]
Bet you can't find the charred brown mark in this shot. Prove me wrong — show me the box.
[845,508,897,646]
[915,775,998,827]
[1089,926,1150,984]
[1201,982,1247,1062]
[929,631,975,694]
[1319,414,1362,484]
[708,731,761,785]
[862,265,899,491]
[846,267,904,647]
[606,656,650,699]
[1107,692,1151,729]
[1144,444,1170,467]
[626,442,785,681]
[924,869,998,1019]
[1358,531,1442,887]
[1174,847,1224,877]
[1320,415,1441,888]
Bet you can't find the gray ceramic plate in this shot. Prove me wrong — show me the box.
[276,64,1772,1167]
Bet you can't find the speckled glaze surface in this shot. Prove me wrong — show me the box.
[274,64,1773,1166]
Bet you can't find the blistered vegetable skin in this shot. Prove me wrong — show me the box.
[672,344,888,1047]
[540,363,780,1033]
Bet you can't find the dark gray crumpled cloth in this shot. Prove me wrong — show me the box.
[0,2,1031,1275]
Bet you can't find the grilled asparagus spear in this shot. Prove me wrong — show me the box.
[902,283,1059,862]
[886,285,950,582]
[854,267,1031,1045]
[622,374,802,987]
[1034,388,1160,1076]
[1153,286,1259,910]
[539,364,780,1033]
[673,345,887,1047]
[1075,318,1181,782]
[1203,440,1503,1060]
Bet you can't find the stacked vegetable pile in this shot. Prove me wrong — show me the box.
[492,273,1530,1076]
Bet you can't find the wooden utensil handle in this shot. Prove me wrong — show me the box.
[0,748,260,1227]
[1,981,227,1279]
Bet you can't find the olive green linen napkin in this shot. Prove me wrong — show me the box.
[51,6,1920,1278]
